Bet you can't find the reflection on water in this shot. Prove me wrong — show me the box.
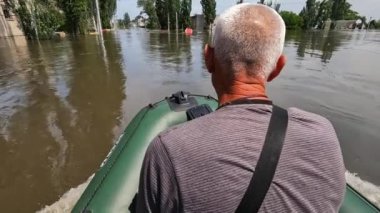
[0,29,380,212]
[0,33,125,212]
[274,30,380,186]
[291,30,347,62]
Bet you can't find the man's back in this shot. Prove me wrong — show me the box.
[137,103,346,212]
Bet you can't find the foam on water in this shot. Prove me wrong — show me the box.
[38,171,379,212]
[37,175,93,213]
[345,171,380,208]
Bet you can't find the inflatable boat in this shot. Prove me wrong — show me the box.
[73,92,380,213]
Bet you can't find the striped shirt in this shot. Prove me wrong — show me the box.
[136,103,346,212]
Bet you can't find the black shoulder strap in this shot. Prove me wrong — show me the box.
[235,105,288,213]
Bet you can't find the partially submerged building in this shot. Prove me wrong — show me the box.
[332,20,363,30]
[191,14,205,32]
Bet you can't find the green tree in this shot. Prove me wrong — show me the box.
[280,11,303,30]
[180,0,192,28]
[138,0,160,28]
[124,12,131,27]
[100,0,117,29]
[169,0,181,29]
[236,0,243,4]
[369,20,380,29]
[299,0,362,30]
[315,0,332,29]
[11,0,65,39]
[137,0,145,7]
[154,0,181,29]
[117,19,124,28]
[374,20,380,29]
[59,0,117,33]
[201,0,216,29]
[155,0,167,28]
[331,0,359,20]
[342,4,360,20]
[299,0,318,29]
[258,0,281,12]
[58,0,90,34]
[146,0,160,28]
[331,0,345,20]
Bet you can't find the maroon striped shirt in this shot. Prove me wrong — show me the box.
[137,104,346,212]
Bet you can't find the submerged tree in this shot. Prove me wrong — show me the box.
[299,0,318,29]
[136,0,194,30]
[11,0,124,38]
[99,0,117,29]
[169,0,181,29]
[154,0,182,30]
[200,0,216,29]
[330,0,358,20]
[180,0,192,28]
[138,0,160,28]
[123,12,131,27]
[280,11,303,30]
[342,2,360,20]
[331,0,345,20]
[314,0,332,29]
[11,0,64,39]
[58,0,117,33]
[298,0,362,30]
[124,13,131,26]
[58,0,91,34]
[368,20,380,29]
[155,0,166,28]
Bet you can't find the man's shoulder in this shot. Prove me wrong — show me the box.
[158,106,336,138]
[156,106,338,151]
[158,112,215,144]
[287,107,339,146]
[288,107,334,129]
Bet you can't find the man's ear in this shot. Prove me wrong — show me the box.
[268,55,286,82]
[204,44,215,74]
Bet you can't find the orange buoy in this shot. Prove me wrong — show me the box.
[185,27,193,35]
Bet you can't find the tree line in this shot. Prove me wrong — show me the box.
[280,0,380,30]
[135,0,216,30]
[118,13,131,29]
[9,0,117,39]
[134,0,285,30]
[13,0,378,39]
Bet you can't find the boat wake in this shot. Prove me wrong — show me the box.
[37,175,93,213]
[345,171,380,208]
[38,171,379,212]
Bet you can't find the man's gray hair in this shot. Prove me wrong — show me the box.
[211,3,286,79]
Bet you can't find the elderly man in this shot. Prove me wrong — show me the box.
[136,3,346,213]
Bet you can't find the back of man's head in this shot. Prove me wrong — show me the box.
[211,4,286,79]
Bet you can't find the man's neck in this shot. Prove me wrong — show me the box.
[218,78,268,106]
